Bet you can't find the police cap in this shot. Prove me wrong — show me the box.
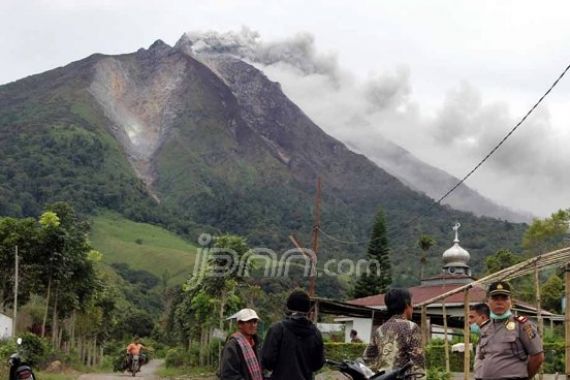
[487,281,512,297]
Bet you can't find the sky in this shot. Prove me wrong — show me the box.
[1,0,570,218]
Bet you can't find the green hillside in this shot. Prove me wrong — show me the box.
[89,211,198,286]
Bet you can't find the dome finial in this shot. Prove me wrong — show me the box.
[453,222,461,243]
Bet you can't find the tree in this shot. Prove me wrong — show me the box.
[485,249,524,275]
[418,235,435,280]
[351,210,391,298]
[541,274,564,313]
[523,209,570,253]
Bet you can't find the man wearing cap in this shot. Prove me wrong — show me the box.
[219,308,263,380]
[476,281,544,380]
[261,289,325,380]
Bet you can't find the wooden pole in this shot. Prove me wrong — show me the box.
[534,263,544,380]
[309,177,321,297]
[421,305,428,347]
[443,300,450,373]
[13,246,18,335]
[464,289,470,380]
[564,264,570,379]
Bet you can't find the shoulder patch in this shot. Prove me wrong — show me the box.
[515,315,528,323]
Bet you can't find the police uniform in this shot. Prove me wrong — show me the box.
[476,282,543,380]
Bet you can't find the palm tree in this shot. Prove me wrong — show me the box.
[418,235,435,280]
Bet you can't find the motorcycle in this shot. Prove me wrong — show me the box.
[326,359,416,380]
[127,354,141,377]
[8,338,36,380]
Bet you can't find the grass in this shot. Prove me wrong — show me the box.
[35,371,80,380]
[157,366,216,379]
[89,210,198,286]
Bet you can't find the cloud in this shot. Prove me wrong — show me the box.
[183,28,570,217]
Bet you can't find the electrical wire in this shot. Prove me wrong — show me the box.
[319,62,570,246]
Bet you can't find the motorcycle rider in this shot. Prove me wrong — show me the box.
[126,337,145,370]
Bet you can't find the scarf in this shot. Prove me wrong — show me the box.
[232,332,262,380]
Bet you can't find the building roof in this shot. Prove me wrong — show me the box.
[349,283,487,308]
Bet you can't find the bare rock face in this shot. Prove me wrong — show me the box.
[89,41,187,196]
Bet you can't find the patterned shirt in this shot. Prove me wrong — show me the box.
[363,314,425,375]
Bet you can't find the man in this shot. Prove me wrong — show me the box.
[219,308,263,380]
[477,281,544,380]
[126,337,145,369]
[469,303,491,335]
[350,329,363,343]
[469,303,490,377]
[363,288,425,375]
[261,289,325,380]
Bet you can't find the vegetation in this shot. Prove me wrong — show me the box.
[351,210,392,298]
[89,211,198,286]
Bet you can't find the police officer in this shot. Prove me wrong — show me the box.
[476,281,544,380]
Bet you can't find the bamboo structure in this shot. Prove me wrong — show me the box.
[420,305,428,347]
[442,300,450,373]
[463,290,470,380]
[414,245,570,377]
[565,264,570,378]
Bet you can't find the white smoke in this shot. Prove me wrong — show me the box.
[182,29,570,217]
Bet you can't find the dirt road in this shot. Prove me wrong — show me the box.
[78,359,164,380]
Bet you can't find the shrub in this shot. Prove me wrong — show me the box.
[427,367,451,380]
[165,348,187,368]
[323,342,366,362]
[19,333,48,367]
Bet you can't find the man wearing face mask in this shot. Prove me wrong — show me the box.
[476,281,544,380]
[469,303,490,378]
[469,303,490,335]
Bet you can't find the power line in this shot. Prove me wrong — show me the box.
[320,62,570,246]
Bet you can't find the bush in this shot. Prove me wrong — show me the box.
[543,342,564,374]
[323,342,366,362]
[19,333,48,367]
[165,348,187,368]
[427,367,451,380]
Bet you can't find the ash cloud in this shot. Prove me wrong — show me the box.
[182,28,570,217]
[183,28,341,83]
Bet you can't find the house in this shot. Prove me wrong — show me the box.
[0,312,13,339]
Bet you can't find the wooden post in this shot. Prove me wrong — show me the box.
[443,300,450,373]
[564,264,570,379]
[13,246,18,335]
[535,263,544,380]
[309,177,321,297]
[421,305,428,347]
[464,289,470,380]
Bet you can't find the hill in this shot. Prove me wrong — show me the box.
[89,211,197,286]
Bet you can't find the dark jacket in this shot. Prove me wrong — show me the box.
[219,334,261,380]
[261,315,325,380]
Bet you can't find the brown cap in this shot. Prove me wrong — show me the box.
[488,281,512,296]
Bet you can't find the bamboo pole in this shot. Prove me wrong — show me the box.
[463,289,470,380]
[442,300,450,373]
[565,264,570,378]
[13,246,18,335]
[421,305,428,347]
[534,263,544,380]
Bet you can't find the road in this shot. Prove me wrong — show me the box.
[78,360,163,380]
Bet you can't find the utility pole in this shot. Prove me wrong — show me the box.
[309,177,321,297]
[13,246,18,335]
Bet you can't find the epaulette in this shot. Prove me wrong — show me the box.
[515,315,528,323]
